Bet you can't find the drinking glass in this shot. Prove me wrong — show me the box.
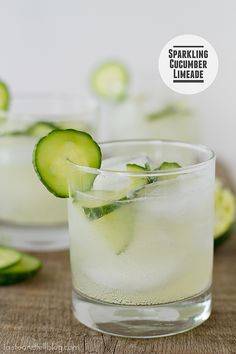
[0,94,98,251]
[99,95,199,143]
[68,140,215,338]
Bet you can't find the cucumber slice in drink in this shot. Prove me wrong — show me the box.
[26,121,58,137]
[0,253,42,285]
[158,161,181,180]
[126,163,150,190]
[0,80,10,111]
[81,164,150,220]
[76,190,128,220]
[0,248,21,270]
[91,61,129,101]
[214,178,235,246]
[77,189,128,208]
[94,204,134,255]
[159,162,181,170]
[33,129,102,198]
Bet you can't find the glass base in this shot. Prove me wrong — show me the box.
[0,222,69,251]
[72,288,211,338]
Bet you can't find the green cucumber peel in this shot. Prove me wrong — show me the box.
[0,253,42,285]
[146,102,192,121]
[33,129,102,198]
[1,121,59,138]
[81,163,151,220]
[0,247,22,270]
[81,161,181,220]
[0,81,10,111]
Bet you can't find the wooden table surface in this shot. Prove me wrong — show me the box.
[0,231,235,354]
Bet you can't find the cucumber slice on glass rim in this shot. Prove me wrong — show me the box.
[0,247,22,270]
[33,129,102,198]
[0,253,42,285]
[0,80,10,111]
[91,61,129,101]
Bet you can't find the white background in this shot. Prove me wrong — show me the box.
[0,0,235,185]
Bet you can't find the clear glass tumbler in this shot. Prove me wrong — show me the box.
[99,95,199,143]
[68,140,215,338]
[0,94,98,251]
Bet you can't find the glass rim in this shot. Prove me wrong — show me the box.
[68,139,216,177]
[0,92,98,119]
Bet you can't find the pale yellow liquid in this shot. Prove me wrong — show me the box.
[69,171,214,305]
[0,136,67,225]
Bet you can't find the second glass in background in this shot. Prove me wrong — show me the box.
[0,94,98,251]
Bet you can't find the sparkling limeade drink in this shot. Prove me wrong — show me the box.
[69,157,214,305]
[33,132,215,337]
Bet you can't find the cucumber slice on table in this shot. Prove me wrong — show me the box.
[214,178,235,246]
[26,121,58,137]
[0,247,21,270]
[33,129,102,198]
[0,253,42,285]
[0,81,10,111]
[91,61,129,101]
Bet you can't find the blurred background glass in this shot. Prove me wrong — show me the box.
[0,94,98,250]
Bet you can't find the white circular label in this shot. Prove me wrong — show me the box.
[158,34,218,95]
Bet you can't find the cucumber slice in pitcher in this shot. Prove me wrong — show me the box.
[57,121,91,132]
[1,121,58,138]
[0,247,21,270]
[0,253,42,285]
[26,121,58,137]
[0,80,10,111]
[91,61,129,101]
[33,129,102,198]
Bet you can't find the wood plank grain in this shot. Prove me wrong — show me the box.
[0,233,235,354]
